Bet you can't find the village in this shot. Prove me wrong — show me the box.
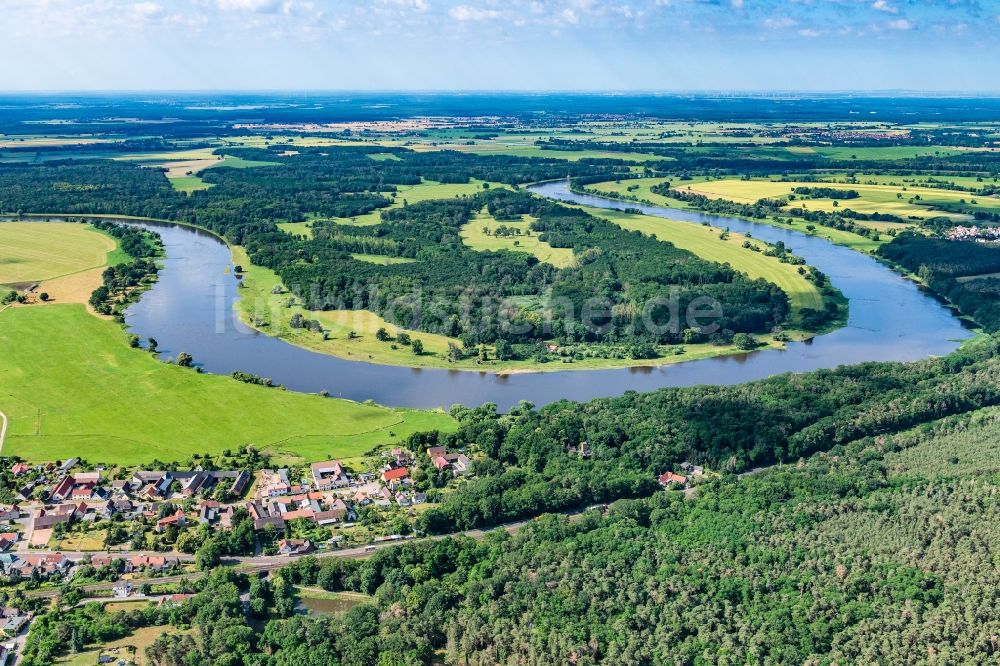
[0,440,704,664]
[0,444,477,584]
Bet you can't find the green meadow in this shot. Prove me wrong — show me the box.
[460,208,576,268]
[0,304,454,465]
[575,205,825,316]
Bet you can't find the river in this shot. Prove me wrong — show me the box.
[121,181,972,409]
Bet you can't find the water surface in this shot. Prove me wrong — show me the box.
[121,183,971,409]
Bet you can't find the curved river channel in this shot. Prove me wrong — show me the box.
[122,180,972,410]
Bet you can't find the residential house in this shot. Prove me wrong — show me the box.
[58,458,79,473]
[199,500,220,524]
[112,580,132,598]
[657,471,688,487]
[311,460,350,490]
[155,509,186,533]
[0,534,17,552]
[181,472,209,497]
[49,476,76,502]
[278,538,314,556]
[381,467,410,489]
[9,463,30,477]
[158,594,193,607]
[229,471,251,497]
[426,446,447,459]
[127,555,177,573]
[681,462,705,476]
[0,611,28,638]
[74,471,101,484]
[258,469,292,497]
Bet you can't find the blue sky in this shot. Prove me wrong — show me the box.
[4,0,999,91]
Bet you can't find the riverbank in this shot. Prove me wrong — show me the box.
[230,245,795,374]
[573,177,888,254]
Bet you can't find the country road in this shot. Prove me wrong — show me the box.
[22,517,535,599]
[0,408,8,456]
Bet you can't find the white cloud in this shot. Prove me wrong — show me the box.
[561,8,579,24]
[448,4,499,21]
[731,0,744,8]
[764,17,796,29]
[217,0,282,13]
[798,28,821,37]
[887,18,913,30]
[131,2,165,18]
[872,0,897,13]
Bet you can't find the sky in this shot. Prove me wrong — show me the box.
[3,0,999,91]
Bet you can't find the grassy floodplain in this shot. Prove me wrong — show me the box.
[575,205,825,316]
[460,208,576,268]
[0,304,454,465]
[293,178,498,230]
[232,246,777,372]
[677,177,998,220]
[581,177,890,253]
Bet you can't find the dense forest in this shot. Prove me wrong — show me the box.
[0,149,795,350]
[25,405,1000,665]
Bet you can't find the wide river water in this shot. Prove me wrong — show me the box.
[122,181,972,409]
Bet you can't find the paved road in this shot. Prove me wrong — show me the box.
[23,519,533,599]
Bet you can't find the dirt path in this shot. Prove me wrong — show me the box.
[0,408,8,456]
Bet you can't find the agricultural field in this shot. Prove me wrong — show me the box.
[675,177,996,220]
[0,221,121,303]
[0,304,454,465]
[116,147,280,193]
[0,135,122,148]
[407,141,670,162]
[576,205,826,316]
[460,208,576,268]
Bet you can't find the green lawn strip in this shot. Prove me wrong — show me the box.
[349,253,416,266]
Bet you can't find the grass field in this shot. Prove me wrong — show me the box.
[0,222,116,288]
[575,205,825,315]
[460,208,576,268]
[0,304,454,465]
[298,179,496,229]
[49,530,107,551]
[54,625,194,665]
[233,246,471,366]
[117,147,281,193]
[349,253,416,266]
[296,586,372,615]
[585,176,680,206]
